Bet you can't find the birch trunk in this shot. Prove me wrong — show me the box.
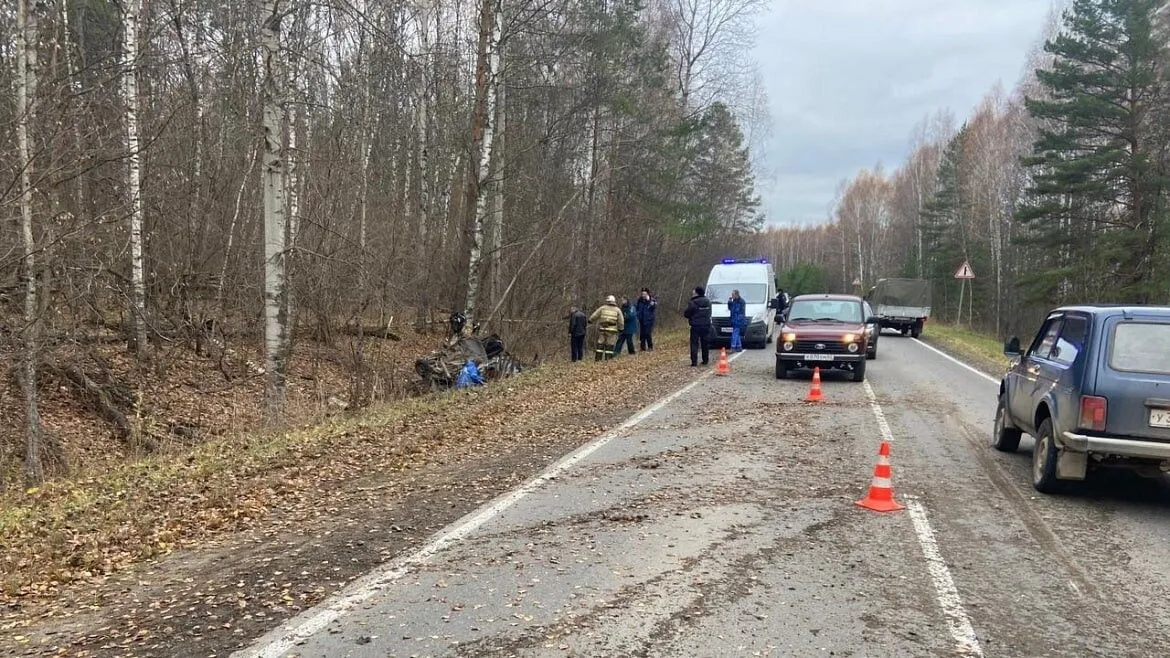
[583,105,601,298]
[123,0,148,358]
[488,55,505,312]
[414,9,433,329]
[261,0,290,420]
[417,9,431,248]
[463,0,501,321]
[17,0,44,484]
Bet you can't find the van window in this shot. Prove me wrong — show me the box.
[1110,323,1170,374]
[707,283,768,304]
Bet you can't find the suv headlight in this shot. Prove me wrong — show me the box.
[843,333,857,343]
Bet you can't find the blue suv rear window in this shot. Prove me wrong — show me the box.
[1110,323,1170,374]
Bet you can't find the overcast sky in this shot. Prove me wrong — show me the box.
[752,0,1056,226]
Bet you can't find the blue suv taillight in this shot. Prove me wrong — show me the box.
[1079,396,1108,432]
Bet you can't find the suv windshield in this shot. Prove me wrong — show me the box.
[787,299,863,323]
[707,283,768,304]
[1110,322,1170,374]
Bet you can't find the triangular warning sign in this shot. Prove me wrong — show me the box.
[954,260,975,279]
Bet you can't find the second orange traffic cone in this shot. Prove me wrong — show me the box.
[716,347,730,375]
[805,366,824,402]
[856,441,904,513]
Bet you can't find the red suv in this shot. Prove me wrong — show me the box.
[775,294,876,382]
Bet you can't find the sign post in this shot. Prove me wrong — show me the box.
[954,260,975,326]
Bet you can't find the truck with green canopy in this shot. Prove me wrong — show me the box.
[864,278,931,337]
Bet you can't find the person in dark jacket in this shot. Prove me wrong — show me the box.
[568,306,587,362]
[728,289,747,352]
[612,296,638,356]
[683,286,713,366]
[635,288,657,351]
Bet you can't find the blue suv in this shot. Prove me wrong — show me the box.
[995,306,1170,493]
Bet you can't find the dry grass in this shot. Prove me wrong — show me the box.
[921,323,1010,377]
[0,331,689,603]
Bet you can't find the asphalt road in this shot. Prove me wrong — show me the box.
[234,336,1170,657]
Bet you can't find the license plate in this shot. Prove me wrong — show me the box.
[1150,409,1170,428]
[720,327,733,334]
[803,354,835,362]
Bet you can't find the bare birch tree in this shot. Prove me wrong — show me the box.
[16,0,44,483]
[123,0,149,358]
[463,0,502,322]
[260,0,290,420]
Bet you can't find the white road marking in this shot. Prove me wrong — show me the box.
[233,351,744,658]
[862,380,895,442]
[906,498,985,657]
[863,379,983,656]
[909,339,1092,599]
[911,337,999,385]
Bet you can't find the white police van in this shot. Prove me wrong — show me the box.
[705,258,778,349]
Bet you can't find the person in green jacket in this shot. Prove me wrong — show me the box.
[612,296,638,356]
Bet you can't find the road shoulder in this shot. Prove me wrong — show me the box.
[1,340,700,658]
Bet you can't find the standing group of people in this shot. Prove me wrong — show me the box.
[569,289,658,361]
[683,286,787,366]
[570,285,789,366]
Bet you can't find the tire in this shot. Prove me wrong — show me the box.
[1032,417,1061,493]
[991,394,1022,452]
[866,340,877,360]
[910,323,922,339]
[775,356,788,380]
[852,359,866,382]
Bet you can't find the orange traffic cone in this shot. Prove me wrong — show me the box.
[856,441,904,513]
[805,367,824,402]
[716,347,730,376]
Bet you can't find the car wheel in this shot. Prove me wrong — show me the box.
[866,341,877,360]
[852,359,866,382]
[775,356,788,380]
[991,394,1022,452]
[1032,418,1061,493]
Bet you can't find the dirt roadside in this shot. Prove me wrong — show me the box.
[1,338,704,658]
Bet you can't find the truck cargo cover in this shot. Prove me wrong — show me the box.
[868,278,932,307]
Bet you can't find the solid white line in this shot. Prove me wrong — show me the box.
[862,379,982,656]
[233,352,741,658]
[906,498,985,657]
[911,337,999,385]
[862,380,895,442]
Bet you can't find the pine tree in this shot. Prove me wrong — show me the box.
[922,128,970,321]
[1019,0,1170,303]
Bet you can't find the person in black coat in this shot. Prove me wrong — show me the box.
[635,288,657,351]
[568,306,587,362]
[683,286,713,366]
